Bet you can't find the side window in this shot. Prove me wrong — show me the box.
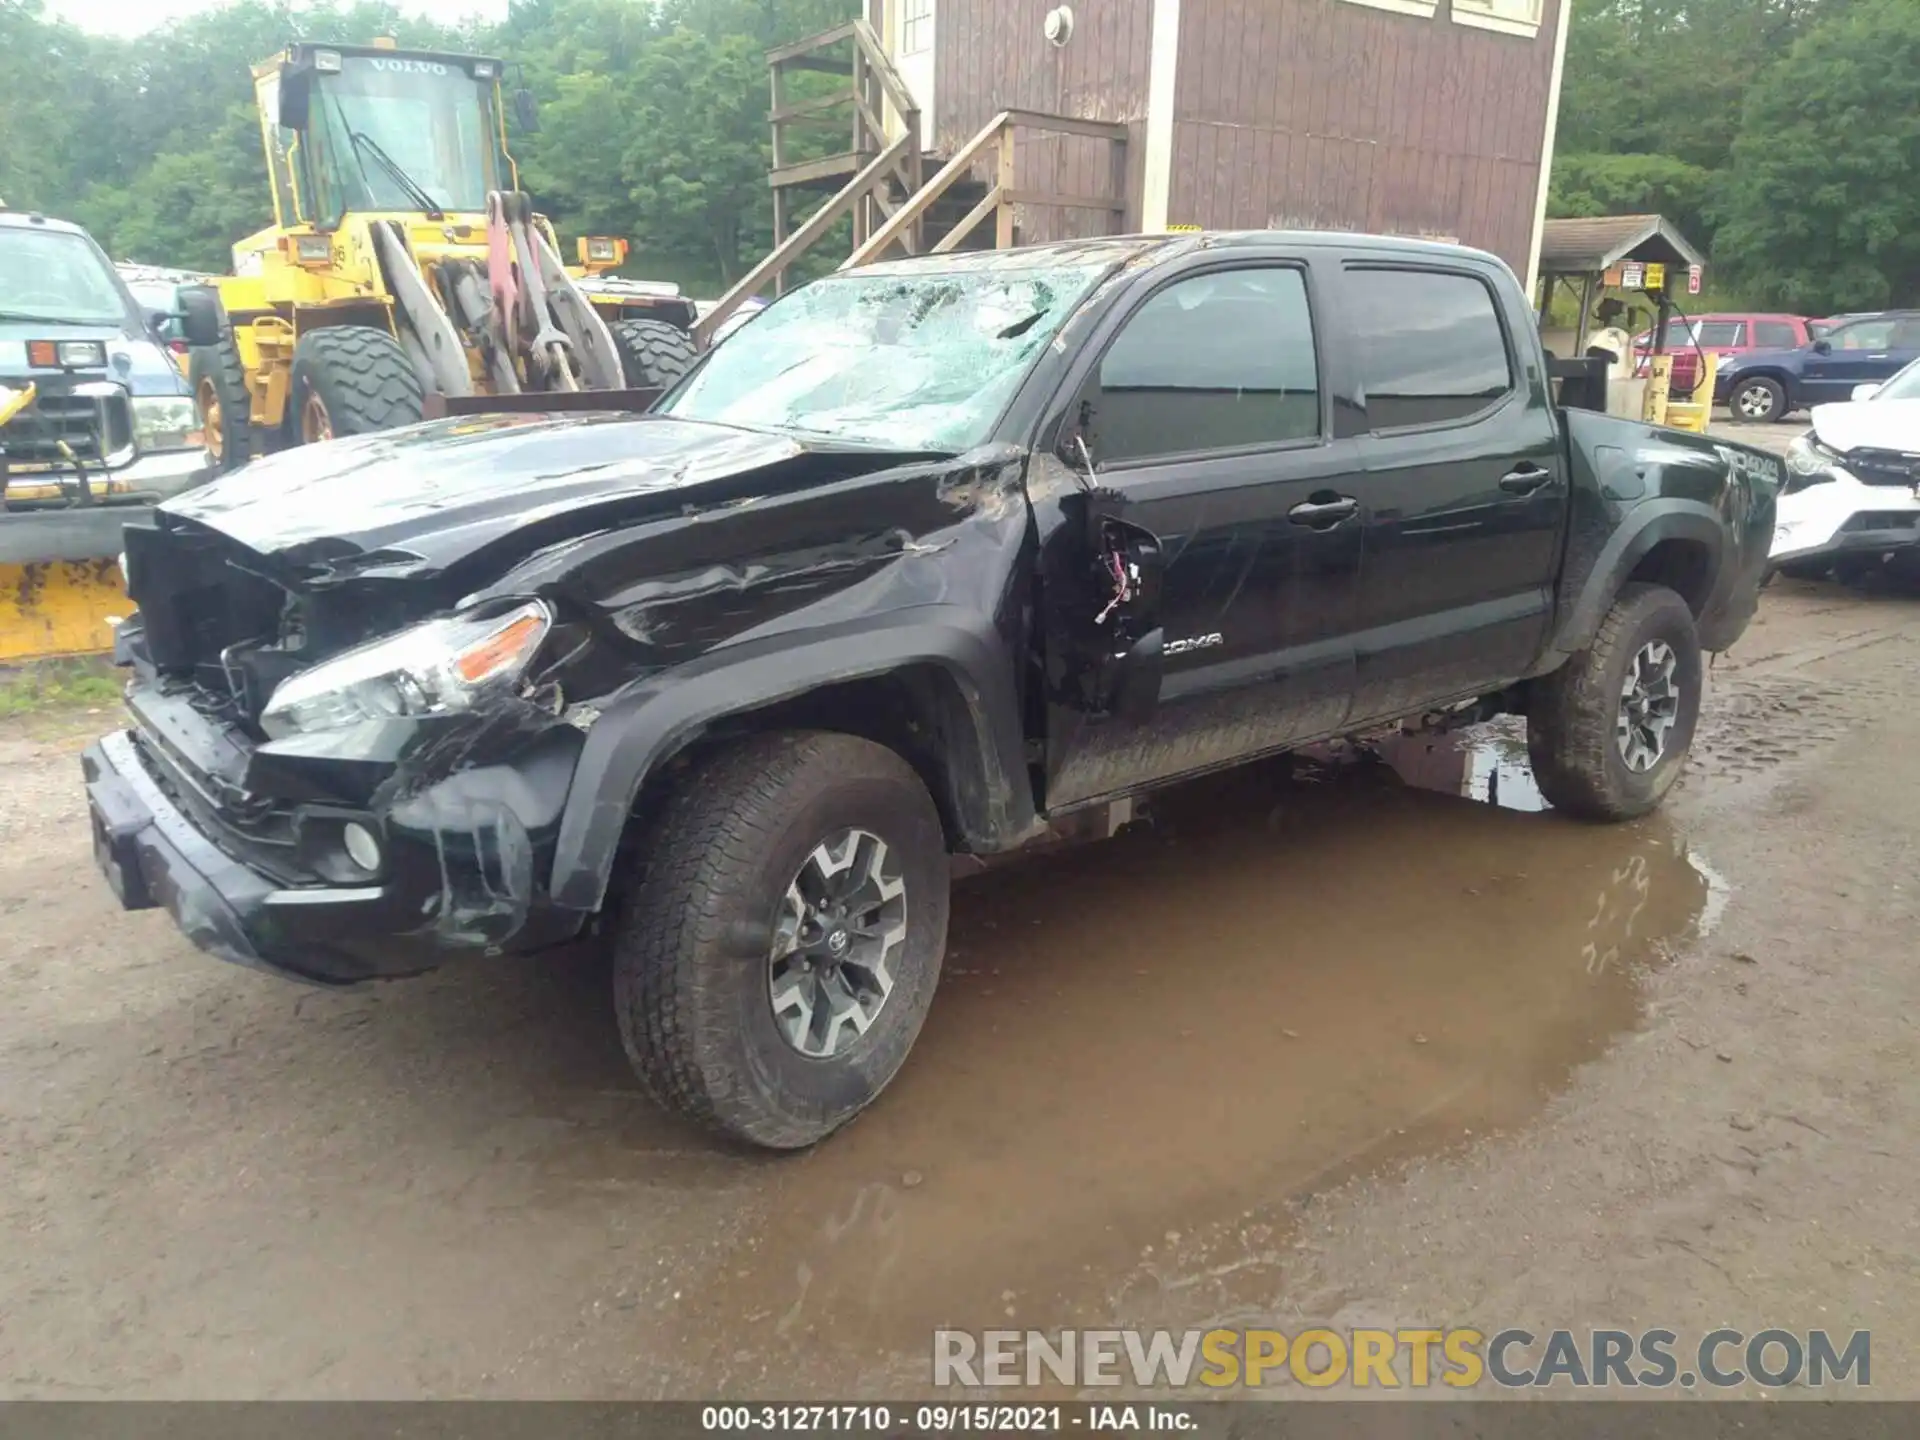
[1833,320,1894,350]
[1890,319,1920,348]
[1694,321,1743,347]
[1754,320,1799,348]
[1089,266,1320,465]
[1347,268,1513,431]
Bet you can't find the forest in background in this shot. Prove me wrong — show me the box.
[1,0,1916,310]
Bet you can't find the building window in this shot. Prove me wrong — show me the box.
[901,0,933,56]
[1336,0,1439,17]
[1451,0,1545,38]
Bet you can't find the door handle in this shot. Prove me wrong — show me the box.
[1499,464,1552,494]
[1288,495,1358,526]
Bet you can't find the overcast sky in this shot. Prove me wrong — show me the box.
[47,0,511,35]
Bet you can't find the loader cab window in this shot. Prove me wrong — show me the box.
[255,74,305,225]
[305,55,507,223]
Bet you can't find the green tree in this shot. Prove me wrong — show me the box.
[621,28,768,281]
[1712,0,1920,310]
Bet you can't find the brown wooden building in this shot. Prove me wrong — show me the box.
[876,0,1568,280]
[708,0,1567,337]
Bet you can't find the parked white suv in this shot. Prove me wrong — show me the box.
[1770,358,1920,583]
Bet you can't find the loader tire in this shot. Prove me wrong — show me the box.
[288,326,425,445]
[189,337,252,472]
[610,318,698,390]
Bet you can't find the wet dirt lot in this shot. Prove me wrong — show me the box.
[2,577,1917,1399]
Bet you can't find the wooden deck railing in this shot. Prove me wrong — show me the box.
[693,32,1128,346]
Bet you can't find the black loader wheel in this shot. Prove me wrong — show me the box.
[188,337,252,472]
[612,731,951,1150]
[288,326,425,445]
[1527,583,1704,821]
[610,318,698,390]
[1730,375,1787,423]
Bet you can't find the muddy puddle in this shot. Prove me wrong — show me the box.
[540,729,1714,1393]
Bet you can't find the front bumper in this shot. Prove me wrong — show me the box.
[1767,468,1920,570]
[82,705,589,987]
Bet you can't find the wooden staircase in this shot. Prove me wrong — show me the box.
[693,21,1129,345]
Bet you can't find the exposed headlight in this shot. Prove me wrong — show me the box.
[57,340,109,368]
[130,395,203,453]
[1783,431,1841,490]
[260,601,552,739]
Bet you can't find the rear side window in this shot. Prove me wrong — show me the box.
[1090,266,1320,464]
[1346,268,1513,430]
[1753,320,1799,348]
[1693,321,1744,347]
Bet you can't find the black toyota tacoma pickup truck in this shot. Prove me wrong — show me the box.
[83,232,1781,1148]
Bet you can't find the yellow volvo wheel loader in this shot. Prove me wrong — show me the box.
[186,38,702,467]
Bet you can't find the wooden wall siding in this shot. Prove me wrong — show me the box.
[1167,0,1564,271]
[934,0,1155,239]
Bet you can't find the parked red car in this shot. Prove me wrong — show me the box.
[1632,313,1819,397]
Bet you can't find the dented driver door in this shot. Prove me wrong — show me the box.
[1035,257,1366,812]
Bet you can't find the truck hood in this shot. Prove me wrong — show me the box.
[1808,399,1920,454]
[158,412,918,578]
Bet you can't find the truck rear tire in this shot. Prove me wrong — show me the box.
[610,318,698,390]
[1527,583,1703,821]
[611,731,950,1149]
[288,326,425,444]
[189,337,252,472]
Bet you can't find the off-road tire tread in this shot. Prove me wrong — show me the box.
[612,732,943,1149]
[189,335,252,470]
[609,318,698,389]
[290,326,425,437]
[1529,582,1700,821]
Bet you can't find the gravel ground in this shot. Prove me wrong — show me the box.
[2,525,1915,1399]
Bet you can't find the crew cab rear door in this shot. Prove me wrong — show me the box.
[1034,252,1366,810]
[1332,260,1567,724]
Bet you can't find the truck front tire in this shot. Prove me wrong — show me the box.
[1730,375,1787,423]
[611,732,950,1149]
[1527,583,1703,821]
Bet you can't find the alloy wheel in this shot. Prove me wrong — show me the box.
[1617,640,1681,773]
[767,829,908,1059]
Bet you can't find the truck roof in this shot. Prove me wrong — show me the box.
[0,209,90,237]
[850,229,1509,279]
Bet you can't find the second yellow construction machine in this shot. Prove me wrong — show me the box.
[186,37,701,467]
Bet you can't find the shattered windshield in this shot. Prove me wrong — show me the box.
[662,261,1111,451]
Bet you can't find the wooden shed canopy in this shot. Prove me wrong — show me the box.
[1538,214,1705,275]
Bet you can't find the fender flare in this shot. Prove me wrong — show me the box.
[1547,501,1728,664]
[546,605,1035,913]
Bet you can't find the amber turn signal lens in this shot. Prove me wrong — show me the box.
[453,612,547,684]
